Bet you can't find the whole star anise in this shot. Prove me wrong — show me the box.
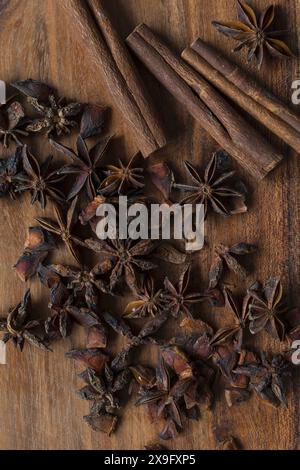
[163,264,204,318]
[135,355,189,440]
[0,99,28,147]
[173,151,246,218]
[0,289,50,351]
[67,354,131,434]
[248,277,288,341]
[98,153,144,195]
[0,146,23,198]
[50,262,110,310]
[234,352,290,407]
[36,196,83,265]
[85,238,157,292]
[209,242,256,288]
[12,79,82,136]
[51,135,111,200]
[135,348,213,440]
[210,287,251,352]
[124,275,165,318]
[13,145,66,208]
[212,1,293,69]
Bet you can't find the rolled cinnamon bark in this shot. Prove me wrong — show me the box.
[126,24,282,180]
[187,38,300,137]
[61,0,166,157]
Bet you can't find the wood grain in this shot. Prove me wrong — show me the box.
[0,0,299,450]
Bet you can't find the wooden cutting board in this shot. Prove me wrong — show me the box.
[0,0,299,450]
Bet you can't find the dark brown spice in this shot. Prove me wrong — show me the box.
[51,135,111,201]
[248,277,288,341]
[0,289,51,351]
[13,145,66,208]
[12,79,82,136]
[85,237,157,292]
[0,147,23,198]
[209,242,256,288]
[14,226,55,282]
[173,151,247,219]
[36,197,83,265]
[98,152,144,196]
[0,99,28,147]
[212,1,293,69]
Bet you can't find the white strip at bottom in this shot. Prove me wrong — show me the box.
[0,340,6,364]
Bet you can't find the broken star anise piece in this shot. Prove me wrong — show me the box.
[148,161,174,200]
[66,348,109,372]
[98,152,144,196]
[213,1,293,69]
[12,79,82,136]
[210,287,251,352]
[0,99,28,147]
[0,146,23,198]
[51,134,111,201]
[13,145,66,208]
[50,263,109,310]
[85,237,157,292]
[209,242,256,288]
[80,104,107,139]
[163,264,205,319]
[124,275,165,318]
[14,226,56,282]
[248,277,288,341]
[173,150,247,219]
[36,197,83,265]
[0,289,51,352]
[234,352,290,407]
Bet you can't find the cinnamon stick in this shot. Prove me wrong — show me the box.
[61,0,166,157]
[126,24,282,180]
[186,38,300,137]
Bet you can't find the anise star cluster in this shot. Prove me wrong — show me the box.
[0,79,299,447]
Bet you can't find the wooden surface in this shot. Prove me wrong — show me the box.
[0,0,299,450]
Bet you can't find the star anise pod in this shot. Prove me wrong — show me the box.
[0,99,28,147]
[212,1,293,69]
[123,275,165,318]
[50,263,110,310]
[85,237,157,292]
[75,360,131,434]
[39,265,103,339]
[209,242,256,288]
[98,153,144,195]
[12,79,82,136]
[234,352,290,407]
[51,135,111,201]
[0,289,51,352]
[173,151,247,219]
[210,287,251,352]
[36,197,83,264]
[13,145,66,208]
[135,355,188,439]
[135,349,212,440]
[0,146,23,198]
[163,264,204,318]
[248,277,288,341]
[46,304,103,340]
